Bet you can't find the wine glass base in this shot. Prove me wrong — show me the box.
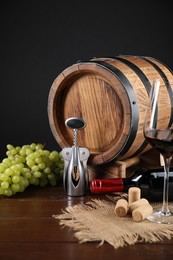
[147,209,173,224]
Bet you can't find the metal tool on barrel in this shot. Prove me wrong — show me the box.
[61,117,90,196]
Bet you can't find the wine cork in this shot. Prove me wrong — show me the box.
[128,187,141,205]
[129,198,150,212]
[114,199,129,217]
[132,204,153,222]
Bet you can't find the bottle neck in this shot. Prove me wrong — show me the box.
[123,171,144,190]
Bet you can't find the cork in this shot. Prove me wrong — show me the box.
[129,198,150,212]
[132,204,153,222]
[115,199,129,217]
[128,187,141,205]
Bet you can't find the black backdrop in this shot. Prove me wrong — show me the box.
[0,1,172,159]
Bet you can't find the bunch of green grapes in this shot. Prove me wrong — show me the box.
[0,143,64,196]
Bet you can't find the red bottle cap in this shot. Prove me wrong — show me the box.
[90,178,123,193]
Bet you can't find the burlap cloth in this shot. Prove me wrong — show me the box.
[53,195,173,249]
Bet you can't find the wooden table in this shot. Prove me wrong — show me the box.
[0,184,173,260]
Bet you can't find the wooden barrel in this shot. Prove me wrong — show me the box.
[48,55,173,167]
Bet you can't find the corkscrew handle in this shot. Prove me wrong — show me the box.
[90,178,123,193]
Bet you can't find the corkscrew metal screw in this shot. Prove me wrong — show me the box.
[61,117,90,196]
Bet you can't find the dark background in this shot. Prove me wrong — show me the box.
[0,1,172,160]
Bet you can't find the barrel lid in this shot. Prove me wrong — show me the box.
[48,61,133,165]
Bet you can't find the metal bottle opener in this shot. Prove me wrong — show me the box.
[61,117,90,196]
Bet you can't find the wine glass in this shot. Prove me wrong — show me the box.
[143,79,173,224]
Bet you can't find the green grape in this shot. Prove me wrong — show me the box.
[1,162,9,169]
[33,171,42,178]
[10,148,18,156]
[40,178,48,187]
[43,150,50,157]
[12,175,20,184]
[11,183,20,193]
[1,181,9,189]
[25,148,33,156]
[38,162,45,170]
[35,157,42,164]
[19,184,25,192]
[43,167,51,174]
[47,173,56,181]
[7,144,14,151]
[4,187,13,196]
[30,143,36,150]
[16,163,24,170]
[2,158,11,166]
[0,173,8,181]
[31,165,39,172]
[22,144,29,150]
[57,162,64,170]
[49,151,59,161]
[35,143,44,150]
[6,151,11,157]
[23,171,32,179]
[34,150,42,158]
[20,176,29,188]
[19,149,26,156]
[26,159,35,167]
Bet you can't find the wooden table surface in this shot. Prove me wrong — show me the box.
[0,184,173,260]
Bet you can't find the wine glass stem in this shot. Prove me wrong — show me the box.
[162,156,172,214]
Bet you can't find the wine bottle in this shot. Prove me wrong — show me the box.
[90,168,173,201]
